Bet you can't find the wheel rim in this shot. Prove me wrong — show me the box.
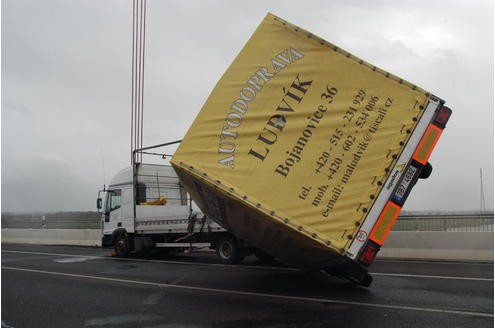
[220,242,232,259]
[116,235,127,255]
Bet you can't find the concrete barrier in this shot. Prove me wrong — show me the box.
[1,229,101,246]
[1,229,493,262]
[378,231,493,262]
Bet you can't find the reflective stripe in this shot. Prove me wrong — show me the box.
[413,124,443,165]
[370,202,401,245]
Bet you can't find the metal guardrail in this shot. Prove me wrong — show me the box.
[2,213,493,232]
[393,214,494,232]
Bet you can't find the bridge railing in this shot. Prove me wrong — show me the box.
[393,214,494,232]
[2,213,494,232]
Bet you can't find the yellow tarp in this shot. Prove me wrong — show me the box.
[171,13,430,260]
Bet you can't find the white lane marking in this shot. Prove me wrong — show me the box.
[376,259,493,266]
[3,250,493,281]
[85,314,162,326]
[2,250,296,271]
[141,291,163,306]
[3,266,493,319]
[1,320,15,328]
[3,250,106,258]
[54,256,100,263]
[372,272,493,282]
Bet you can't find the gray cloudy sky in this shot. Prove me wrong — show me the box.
[2,0,493,212]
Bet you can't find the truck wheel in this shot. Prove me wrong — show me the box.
[419,162,433,179]
[254,248,274,262]
[325,265,373,287]
[359,273,373,287]
[216,235,243,264]
[114,232,129,258]
[341,271,373,287]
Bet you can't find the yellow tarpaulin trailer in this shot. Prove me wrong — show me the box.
[171,13,451,285]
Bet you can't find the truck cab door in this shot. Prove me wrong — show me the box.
[103,189,123,235]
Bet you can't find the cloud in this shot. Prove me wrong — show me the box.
[2,152,98,211]
[2,0,493,212]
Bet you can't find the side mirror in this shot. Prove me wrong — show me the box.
[97,198,102,210]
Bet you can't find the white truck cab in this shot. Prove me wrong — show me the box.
[97,161,269,263]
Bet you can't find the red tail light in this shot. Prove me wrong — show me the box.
[359,240,380,266]
[434,106,452,127]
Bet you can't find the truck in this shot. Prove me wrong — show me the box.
[97,148,272,263]
[99,13,451,286]
[168,13,452,286]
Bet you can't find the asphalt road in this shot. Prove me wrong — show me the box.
[2,244,493,328]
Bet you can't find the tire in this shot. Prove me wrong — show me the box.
[254,248,274,262]
[343,271,373,287]
[114,232,129,258]
[325,264,373,287]
[359,273,373,287]
[215,235,243,264]
[419,162,433,179]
